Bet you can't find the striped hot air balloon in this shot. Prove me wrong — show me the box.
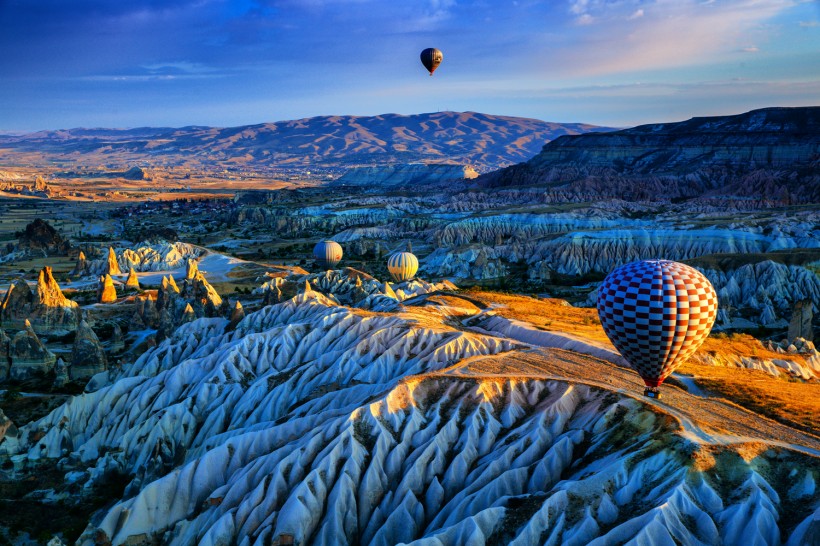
[313,240,343,269]
[387,251,419,282]
[597,260,717,398]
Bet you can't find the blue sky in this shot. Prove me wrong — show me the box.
[0,0,817,131]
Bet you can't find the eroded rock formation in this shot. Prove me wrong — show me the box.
[17,219,69,254]
[0,268,79,333]
[70,320,107,381]
[125,267,140,290]
[9,319,56,380]
[0,328,10,381]
[789,299,814,342]
[185,258,199,280]
[98,274,117,303]
[228,301,244,329]
[71,250,88,276]
[106,247,121,276]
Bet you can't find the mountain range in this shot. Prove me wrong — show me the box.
[0,112,611,174]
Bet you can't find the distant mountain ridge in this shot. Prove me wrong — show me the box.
[480,106,820,204]
[0,112,612,173]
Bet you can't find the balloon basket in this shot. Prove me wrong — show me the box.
[643,387,661,399]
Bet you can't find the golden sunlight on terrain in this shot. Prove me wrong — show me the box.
[463,289,611,343]
[675,363,820,432]
[462,290,819,434]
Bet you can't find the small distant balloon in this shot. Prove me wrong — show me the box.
[420,48,443,76]
[313,240,343,269]
[387,251,419,283]
[597,260,717,398]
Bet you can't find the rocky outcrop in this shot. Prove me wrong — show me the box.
[123,166,151,181]
[185,258,199,280]
[167,275,180,293]
[528,228,805,276]
[0,328,10,381]
[30,267,80,332]
[134,271,224,337]
[0,279,33,327]
[105,247,121,276]
[33,175,48,192]
[701,261,820,329]
[110,323,124,353]
[789,299,814,342]
[125,267,140,290]
[228,301,244,329]
[97,275,117,303]
[181,304,195,324]
[17,219,68,254]
[53,358,68,388]
[184,272,222,315]
[0,408,17,446]
[71,251,88,276]
[0,269,79,333]
[425,245,509,280]
[90,242,205,274]
[9,320,56,380]
[692,337,819,380]
[70,320,107,381]
[155,276,178,313]
[335,163,478,188]
[481,106,820,205]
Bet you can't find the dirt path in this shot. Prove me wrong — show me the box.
[439,347,820,457]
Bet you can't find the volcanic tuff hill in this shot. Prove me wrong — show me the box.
[0,112,611,173]
[480,106,820,203]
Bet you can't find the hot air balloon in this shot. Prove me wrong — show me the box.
[420,48,443,76]
[313,240,343,269]
[597,260,717,398]
[387,251,419,282]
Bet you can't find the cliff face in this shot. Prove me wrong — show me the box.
[480,107,820,203]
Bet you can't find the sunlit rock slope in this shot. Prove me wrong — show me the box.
[2,278,818,545]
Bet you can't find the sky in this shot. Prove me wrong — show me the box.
[0,0,818,131]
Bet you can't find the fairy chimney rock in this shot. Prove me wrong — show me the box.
[125,267,140,290]
[106,247,121,276]
[186,259,199,280]
[98,274,117,303]
[70,319,107,380]
[229,301,245,326]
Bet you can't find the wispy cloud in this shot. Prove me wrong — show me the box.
[576,13,594,25]
[142,62,218,75]
[554,0,798,76]
[799,20,818,27]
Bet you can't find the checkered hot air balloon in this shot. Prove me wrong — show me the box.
[597,260,717,397]
[387,251,419,282]
[313,240,343,269]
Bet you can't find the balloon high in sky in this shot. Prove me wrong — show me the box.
[0,1,817,130]
[597,260,718,397]
[420,48,443,76]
